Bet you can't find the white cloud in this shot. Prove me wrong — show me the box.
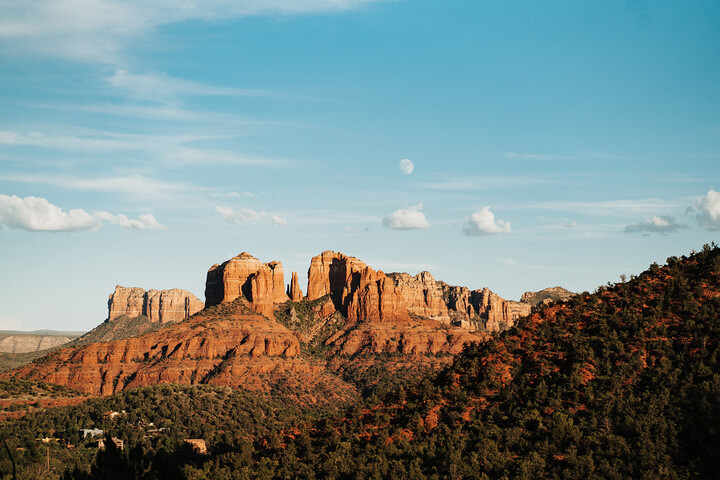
[270,215,287,226]
[696,189,720,231]
[382,204,430,230]
[211,191,255,199]
[0,194,164,232]
[624,215,686,234]
[0,0,386,62]
[216,206,264,224]
[95,211,166,230]
[399,158,414,175]
[216,206,288,226]
[463,207,511,236]
[0,194,99,232]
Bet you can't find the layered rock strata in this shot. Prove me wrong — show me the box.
[386,272,531,331]
[5,300,355,402]
[108,286,204,324]
[306,251,411,323]
[205,252,288,317]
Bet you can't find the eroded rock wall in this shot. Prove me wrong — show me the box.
[108,286,204,324]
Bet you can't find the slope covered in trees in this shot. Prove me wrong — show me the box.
[2,245,719,479]
[187,244,720,478]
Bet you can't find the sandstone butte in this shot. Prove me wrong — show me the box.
[4,250,571,401]
[108,286,204,324]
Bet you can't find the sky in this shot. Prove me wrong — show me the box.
[1,0,719,332]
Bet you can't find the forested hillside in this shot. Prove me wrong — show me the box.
[1,245,718,479]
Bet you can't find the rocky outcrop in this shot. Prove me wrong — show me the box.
[287,271,303,302]
[306,251,410,323]
[521,286,575,306]
[387,272,449,320]
[205,253,288,317]
[305,250,530,329]
[108,286,204,324]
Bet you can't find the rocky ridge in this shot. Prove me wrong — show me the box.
[5,249,569,402]
[7,299,355,403]
[108,286,204,324]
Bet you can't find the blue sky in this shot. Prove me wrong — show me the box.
[1,0,719,331]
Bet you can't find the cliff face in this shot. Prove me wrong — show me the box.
[306,251,411,323]
[385,272,531,332]
[6,299,354,401]
[108,286,204,324]
[205,252,288,317]
[387,271,449,320]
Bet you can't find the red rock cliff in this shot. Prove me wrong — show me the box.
[205,252,288,317]
[108,286,204,324]
[307,251,410,322]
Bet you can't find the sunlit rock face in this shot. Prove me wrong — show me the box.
[205,252,288,317]
[108,286,203,324]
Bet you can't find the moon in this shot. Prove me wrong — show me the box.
[399,158,414,175]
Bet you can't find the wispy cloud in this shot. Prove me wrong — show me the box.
[0,173,197,201]
[383,204,430,230]
[0,0,387,62]
[532,198,683,217]
[211,191,255,199]
[423,175,552,191]
[463,207,511,236]
[216,206,286,227]
[0,129,298,167]
[108,70,268,101]
[94,211,166,230]
[0,194,164,232]
[624,215,686,234]
[503,151,630,161]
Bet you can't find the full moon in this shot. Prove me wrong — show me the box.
[399,158,414,175]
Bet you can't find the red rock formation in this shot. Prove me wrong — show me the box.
[287,271,303,302]
[387,271,450,320]
[441,285,477,319]
[472,288,531,332]
[306,251,368,302]
[4,300,355,402]
[307,251,410,322]
[205,252,288,317]
[205,252,263,306]
[250,262,287,317]
[108,286,203,324]
[305,250,529,329]
[108,287,146,320]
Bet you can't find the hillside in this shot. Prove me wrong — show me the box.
[112,244,718,479]
[1,245,718,478]
[237,244,716,479]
